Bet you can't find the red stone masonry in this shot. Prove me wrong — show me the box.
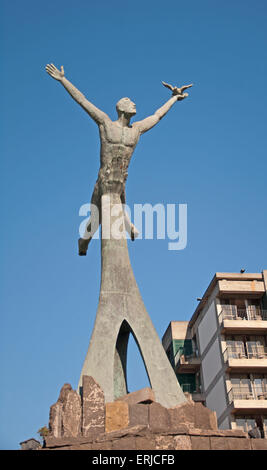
[44,377,267,450]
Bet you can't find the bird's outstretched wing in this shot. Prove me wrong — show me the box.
[162,81,174,91]
[180,84,193,93]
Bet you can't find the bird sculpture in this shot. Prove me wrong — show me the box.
[162,81,193,97]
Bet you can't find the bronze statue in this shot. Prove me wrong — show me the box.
[45,64,192,255]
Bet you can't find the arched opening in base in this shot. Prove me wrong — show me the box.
[114,320,151,400]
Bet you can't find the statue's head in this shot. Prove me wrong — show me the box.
[116,97,136,117]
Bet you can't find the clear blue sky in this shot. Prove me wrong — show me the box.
[1,0,266,449]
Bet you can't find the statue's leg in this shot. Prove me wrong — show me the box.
[123,211,139,241]
[120,191,139,241]
[78,218,99,255]
[78,185,101,256]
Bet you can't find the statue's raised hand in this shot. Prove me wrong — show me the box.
[46,63,65,81]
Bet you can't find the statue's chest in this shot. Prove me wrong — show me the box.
[101,123,139,147]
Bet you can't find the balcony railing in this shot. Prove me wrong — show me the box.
[181,383,202,394]
[227,385,267,404]
[181,383,194,393]
[223,345,267,362]
[218,305,267,323]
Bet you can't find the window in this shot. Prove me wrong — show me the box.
[192,335,199,357]
[173,340,193,358]
[253,375,267,398]
[247,300,261,320]
[226,339,246,358]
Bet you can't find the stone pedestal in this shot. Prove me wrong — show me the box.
[44,377,267,450]
[49,376,104,439]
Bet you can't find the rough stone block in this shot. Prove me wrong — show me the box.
[194,402,218,430]
[82,375,105,436]
[228,438,252,450]
[49,401,63,438]
[62,389,82,437]
[78,443,93,450]
[173,435,192,450]
[251,439,267,450]
[191,436,210,450]
[112,436,136,450]
[43,437,65,448]
[116,388,155,405]
[136,435,156,450]
[169,401,195,429]
[209,411,218,430]
[210,437,230,450]
[129,404,149,427]
[101,424,146,441]
[149,402,171,432]
[58,383,73,403]
[105,401,129,433]
[155,435,174,450]
[91,441,113,450]
[219,429,247,438]
[49,383,82,439]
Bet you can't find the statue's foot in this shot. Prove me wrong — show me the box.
[78,238,90,256]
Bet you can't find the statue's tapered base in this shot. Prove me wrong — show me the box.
[78,193,186,408]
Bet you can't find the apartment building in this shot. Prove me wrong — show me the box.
[162,271,267,438]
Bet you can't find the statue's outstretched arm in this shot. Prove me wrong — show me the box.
[133,82,192,135]
[45,64,110,125]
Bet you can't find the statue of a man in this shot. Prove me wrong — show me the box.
[45,64,192,255]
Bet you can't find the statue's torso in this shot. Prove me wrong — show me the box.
[96,121,140,195]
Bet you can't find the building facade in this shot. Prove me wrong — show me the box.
[162,271,267,438]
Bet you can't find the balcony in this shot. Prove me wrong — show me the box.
[219,305,267,321]
[174,347,201,373]
[227,386,267,411]
[223,345,267,372]
[219,306,267,333]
